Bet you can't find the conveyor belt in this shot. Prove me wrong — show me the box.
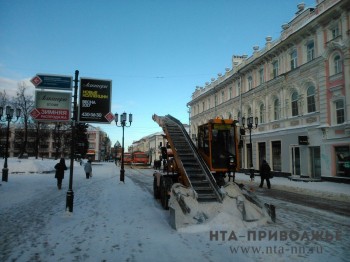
[153,114,222,203]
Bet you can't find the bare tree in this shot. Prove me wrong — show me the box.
[14,82,35,157]
[0,90,8,106]
[0,91,9,155]
[101,135,111,161]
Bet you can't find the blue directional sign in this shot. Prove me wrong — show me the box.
[31,74,72,90]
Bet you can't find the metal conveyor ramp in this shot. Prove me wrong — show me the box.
[153,114,223,203]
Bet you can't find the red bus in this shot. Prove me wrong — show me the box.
[132,151,149,165]
[123,153,133,164]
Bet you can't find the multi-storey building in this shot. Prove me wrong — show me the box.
[187,0,350,181]
[129,124,190,164]
[86,125,111,161]
[130,132,165,163]
[0,123,109,161]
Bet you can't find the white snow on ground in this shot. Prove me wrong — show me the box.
[0,158,349,262]
[234,172,350,202]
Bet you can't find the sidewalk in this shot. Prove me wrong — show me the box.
[233,172,350,202]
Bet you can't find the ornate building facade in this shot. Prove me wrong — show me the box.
[187,0,350,180]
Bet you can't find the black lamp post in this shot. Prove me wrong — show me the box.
[241,116,258,179]
[55,122,61,160]
[115,112,132,183]
[0,106,21,182]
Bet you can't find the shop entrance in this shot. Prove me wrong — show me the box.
[291,146,301,176]
[310,147,321,178]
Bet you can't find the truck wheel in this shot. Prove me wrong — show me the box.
[160,177,170,210]
[153,176,160,199]
[214,173,225,187]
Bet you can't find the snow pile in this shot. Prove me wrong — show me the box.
[169,182,271,232]
[1,158,83,174]
[5,158,57,173]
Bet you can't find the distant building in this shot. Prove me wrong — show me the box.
[86,125,111,161]
[129,124,190,164]
[129,132,165,164]
[0,123,109,161]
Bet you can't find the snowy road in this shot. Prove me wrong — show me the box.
[1,161,349,262]
[127,166,350,261]
[255,187,350,217]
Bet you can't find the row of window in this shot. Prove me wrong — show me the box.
[195,50,343,115]
[196,85,345,126]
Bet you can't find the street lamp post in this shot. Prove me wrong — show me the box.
[241,116,258,180]
[55,123,61,160]
[0,106,21,182]
[115,112,132,183]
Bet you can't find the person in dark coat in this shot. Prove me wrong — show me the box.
[259,160,271,189]
[54,158,67,190]
[227,155,236,182]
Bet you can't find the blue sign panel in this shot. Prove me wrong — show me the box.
[31,74,72,90]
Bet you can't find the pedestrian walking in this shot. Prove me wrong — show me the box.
[259,160,271,189]
[84,158,92,179]
[227,155,236,182]
[54,158,67,190]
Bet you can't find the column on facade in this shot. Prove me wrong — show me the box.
[344,52,350,124]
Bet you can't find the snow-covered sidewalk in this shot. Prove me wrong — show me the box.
[234,172,350,202]
[0,158,349,262]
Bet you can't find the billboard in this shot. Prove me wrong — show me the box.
[32,90,72,121]
[78,78,113,123]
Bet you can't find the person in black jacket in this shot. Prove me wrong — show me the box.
[227,155,236,182]
[259,160,271,189]
[55,158,67,190]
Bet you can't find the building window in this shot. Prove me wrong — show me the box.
[259,104,264,124]
[229,87,232,99]
[272,60,279,78]
[335,146,350,177]
[307,41,314,62]
[208,98,211,109]
[236,81,241,97]
[331,24,340,39]
[247,107,252,117]
[307,86,316,113]
[221,91,225,103]
[291,92,299,116]
[334,55,343,74]
[290,50,298,70]
[274,99,280,120]
[202,101,205,112]
[247,76,253,90]
[272,141,281,171]
[259,68,264,85]
[335,100,345,124]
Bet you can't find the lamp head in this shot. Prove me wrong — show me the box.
[114,113,119,124]
[242,117,246,127]
[121,112,127,123]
